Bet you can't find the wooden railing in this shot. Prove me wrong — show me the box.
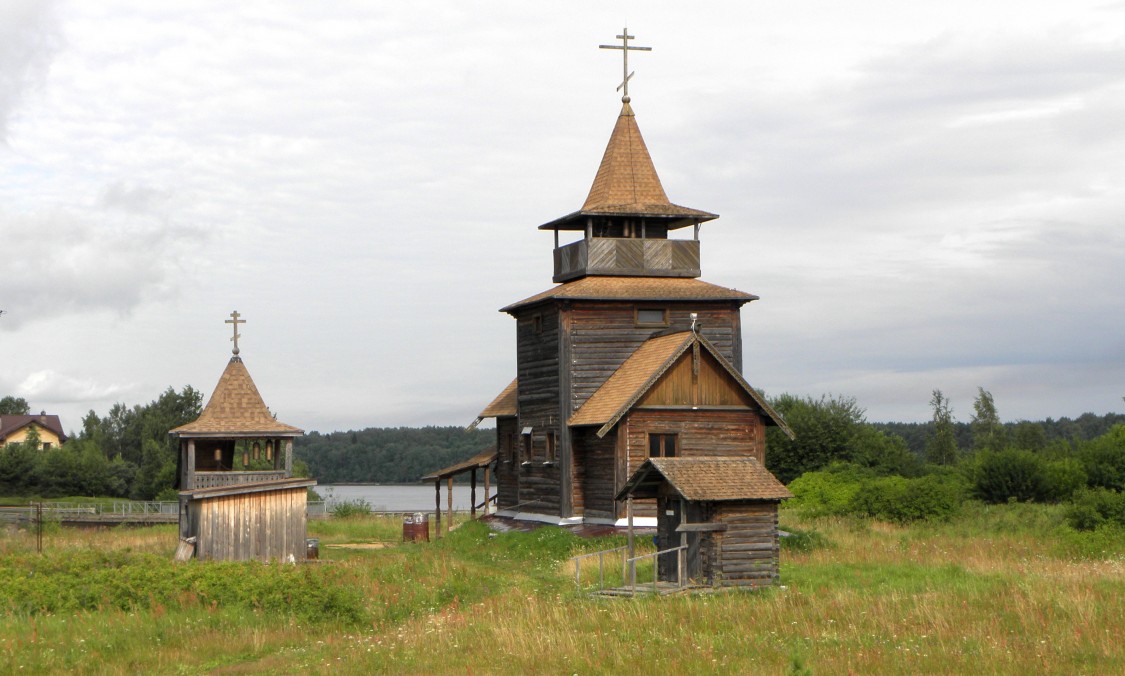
[572,546,629,591]
[626,545,688,594]
[191,471,287,489]
[553,238,701,282]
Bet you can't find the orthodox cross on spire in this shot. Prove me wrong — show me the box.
[599,27,651,102]
[225,310,245,356]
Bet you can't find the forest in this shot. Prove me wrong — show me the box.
[0,388,1122,524]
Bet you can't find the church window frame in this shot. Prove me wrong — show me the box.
[635,307,668,327]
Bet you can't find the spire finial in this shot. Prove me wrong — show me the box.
[225,310,245,355]
[599,27,651,102]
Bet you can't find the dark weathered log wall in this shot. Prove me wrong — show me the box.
[571,427,617,519]
[494,417,519,510]
[714,502,781,587]
[513,306,564,514]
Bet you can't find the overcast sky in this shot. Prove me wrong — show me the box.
[2,1,1123,434]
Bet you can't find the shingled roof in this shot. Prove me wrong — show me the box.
[616,456,793,502]
[502,276,757,314]
[538,100,717,231]
[467,378,518,430]
[568,331,792,438]
[170,357,302,437]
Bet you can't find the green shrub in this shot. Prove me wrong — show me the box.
[973,449,1044,503]
[787,469,863,517]
[1078,424,1125,491]
[779,525,831,553]
[331,499,372,518]
[1066,488,1125,531]
[849,474,966,523]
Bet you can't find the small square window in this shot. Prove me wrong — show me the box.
[648,433,678,458]
[636,308,667,326]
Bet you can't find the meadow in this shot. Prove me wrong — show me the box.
[1,504,1123,674]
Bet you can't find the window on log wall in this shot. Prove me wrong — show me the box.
[648,433,678,458]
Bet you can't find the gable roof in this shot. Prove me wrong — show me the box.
[0,414,67,444]
[568,331,792,439]
[502,276,757,314]
[170,357,302,437]
[467,378,518,430]
[538,101,717,231]
[616,456,793,502]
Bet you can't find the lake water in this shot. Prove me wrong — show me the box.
[317,484,479,512]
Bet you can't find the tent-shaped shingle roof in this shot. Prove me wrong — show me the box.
[539,101,717,232]
[616,456,793,502]
[170,357,302,437]
[568,331,792,438]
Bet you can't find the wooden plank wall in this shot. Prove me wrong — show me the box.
[714,502,781,587]
[190,486,307,562]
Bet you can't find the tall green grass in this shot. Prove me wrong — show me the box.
[1,505,1123,674]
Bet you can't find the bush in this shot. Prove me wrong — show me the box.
[973,449,1044,503]
[331,499,372,518]
[849,474,966,523]
[1066,488,1125,531]
[779,525,831,553]
[787,468,865,517]
[1078,424,1125,491]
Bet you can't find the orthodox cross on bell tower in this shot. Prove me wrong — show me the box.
[599,27,651,102]
[225,310,245,356]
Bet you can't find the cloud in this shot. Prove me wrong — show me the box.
[0,0,61,143]
[16,369,133,404]
[0,199,207,329]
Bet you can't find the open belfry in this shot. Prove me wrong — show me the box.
[171,311,315,561]
[475,29,794,531]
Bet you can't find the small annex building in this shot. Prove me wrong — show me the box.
[170,311,315,562]
[472,30,793,530]
[0,413,67,450]
[617,456,792,588]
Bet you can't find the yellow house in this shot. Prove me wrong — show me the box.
[0,414,68,450]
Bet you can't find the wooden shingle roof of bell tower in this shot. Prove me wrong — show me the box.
[539,100,717,232]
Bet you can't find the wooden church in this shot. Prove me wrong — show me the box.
[473,32,793,528]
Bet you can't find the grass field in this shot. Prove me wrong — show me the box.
[1,503,1123,674]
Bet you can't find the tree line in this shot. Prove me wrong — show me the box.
[1,386,1121,515]
[767,388,1125,530]
[293,427,495,484]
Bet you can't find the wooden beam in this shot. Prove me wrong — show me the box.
[433,480,441,538]
[447,476,454,533]
[676,522,728,533]
[484,466,491,515]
